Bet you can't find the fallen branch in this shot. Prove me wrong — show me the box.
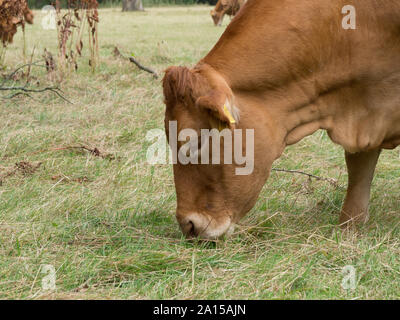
[271,168,338,186]
[52,146,111,159]
[0,62,71,103]
[46,145,114,160]
[51,175,91,184]
[0,60,45,86]
[2,144,115,160]
[0,85,72,103]
[113,46,158,79]
[128,56,159,79]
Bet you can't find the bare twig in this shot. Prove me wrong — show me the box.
[129,56,159,79]
[0,60,45,86]
[271,168,338,186]
[0,85,72,103]
[46,145,114,160]
[0,62,70,102]
[4,91,34,99]
[114,46,158,79]
[2,144,114,160]
[51,145,102,157]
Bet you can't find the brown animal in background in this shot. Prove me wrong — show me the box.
[210,0,246,26]
[163,0,400,239]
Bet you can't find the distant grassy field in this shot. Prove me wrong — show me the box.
[0,6,399,299]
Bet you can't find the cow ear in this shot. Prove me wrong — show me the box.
[196,90,238,129]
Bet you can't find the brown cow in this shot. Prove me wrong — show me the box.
[210,0,246,26]
[163,0,400,239]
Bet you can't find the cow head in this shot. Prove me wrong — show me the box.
[162,65,281,240]
[210,9,223,26]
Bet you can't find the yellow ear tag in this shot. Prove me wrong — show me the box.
[223,105,236,124]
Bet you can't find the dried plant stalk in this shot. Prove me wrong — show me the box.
[55,0,99,73]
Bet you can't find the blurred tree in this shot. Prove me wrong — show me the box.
[122,0,143,11]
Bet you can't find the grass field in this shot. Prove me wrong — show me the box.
[0,6,399,299]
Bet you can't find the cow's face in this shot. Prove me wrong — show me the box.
[163,66,280,240]
[210,10,223,26]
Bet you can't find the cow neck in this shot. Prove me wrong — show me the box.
[197,61,338,155]
[275,77,337,147]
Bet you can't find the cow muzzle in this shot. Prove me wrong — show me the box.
[177,213,233,240]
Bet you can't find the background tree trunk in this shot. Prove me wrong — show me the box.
[122,0,144,12]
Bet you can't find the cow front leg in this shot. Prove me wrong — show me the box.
[339,149,381,228]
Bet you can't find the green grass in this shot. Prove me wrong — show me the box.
[0,6,399,299]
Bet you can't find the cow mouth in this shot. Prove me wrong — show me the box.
[178,213,233,240]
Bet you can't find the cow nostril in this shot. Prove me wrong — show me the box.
[177,215,205,239]
[187,220,196,237]
[178,219,198,238]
